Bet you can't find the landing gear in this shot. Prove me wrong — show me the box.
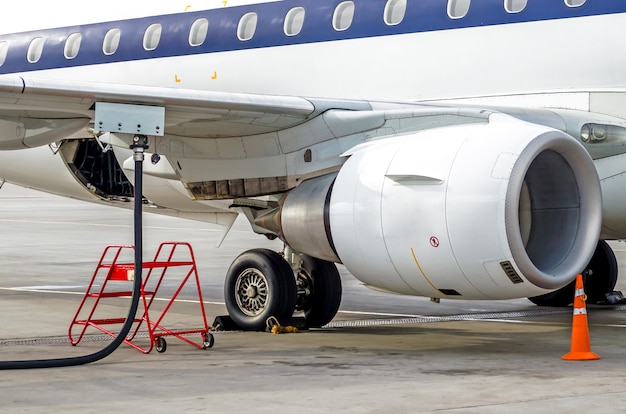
[529,240,618,306]
[223,248,343,331]
[583,240,619,304]
[224,249,297,331]
[296,255,342,328]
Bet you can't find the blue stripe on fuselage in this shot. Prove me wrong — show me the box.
[0,0,624,74]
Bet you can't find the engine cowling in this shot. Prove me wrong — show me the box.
[280,115,602,300]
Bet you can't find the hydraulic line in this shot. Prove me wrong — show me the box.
[0,135,149,369]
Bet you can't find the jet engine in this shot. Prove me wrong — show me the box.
[275,115,602,300]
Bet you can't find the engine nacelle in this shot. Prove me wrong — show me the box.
[281,115,602,300]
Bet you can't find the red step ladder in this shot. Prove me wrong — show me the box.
[68,242,214,353]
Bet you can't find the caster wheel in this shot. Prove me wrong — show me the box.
[155,337,167,353]
[203,333,215,349]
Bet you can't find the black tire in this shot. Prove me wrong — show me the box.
[155,337,167,353]
[528,240,618,306]
[203,333,215,349]
[528,281,575,307]
[298,256,342,328]
[224,249,297,331]
[584,240,618,304]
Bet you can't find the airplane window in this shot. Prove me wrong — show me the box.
[27,37,45,63]
[504,0,527,13]
[447,0,471,19]
[103,28,121,55]
[565,0,586,6]
[333,1,355,31]
[238,12,258,41]
[64,33,82,59]
[143,23,162,51]
[384,0,407,26]
[189,18,209,46]
[284,7,305,36]
[0,42,8,66]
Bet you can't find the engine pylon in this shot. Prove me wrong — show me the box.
[562,273,600,361]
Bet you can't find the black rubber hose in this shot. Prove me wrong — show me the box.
[0,144,145,369]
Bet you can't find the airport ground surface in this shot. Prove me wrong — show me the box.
[1,183,626,413]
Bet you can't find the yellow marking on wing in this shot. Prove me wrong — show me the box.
[410,247,440,293]
[211,71,218,80]
[185,5,192,11]
[223,1,228,6]
[175,74,181,83]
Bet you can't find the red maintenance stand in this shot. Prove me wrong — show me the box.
[69,242,214,353]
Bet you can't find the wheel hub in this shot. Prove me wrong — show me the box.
[235,268,269,317]
[245,286,258,298]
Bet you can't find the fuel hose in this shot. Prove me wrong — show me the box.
[0,136,148,369]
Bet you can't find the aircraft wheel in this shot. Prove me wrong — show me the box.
[584,240,618,304]
[528,240,618,306]
[297,255,342,328]
[224,249,297,331]
[527,281,575,307]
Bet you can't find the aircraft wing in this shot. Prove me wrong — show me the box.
[0,74,374,150]
[0,74,617,293]
[5,74,624,204]
[0,74,498,197]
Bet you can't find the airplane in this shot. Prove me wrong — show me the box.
[0,0,625,331]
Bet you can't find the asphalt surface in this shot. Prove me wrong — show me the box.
[1,183,626,413]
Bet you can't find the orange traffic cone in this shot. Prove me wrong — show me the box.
[562,274,600,361]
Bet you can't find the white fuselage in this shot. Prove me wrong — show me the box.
[2,7,623,106]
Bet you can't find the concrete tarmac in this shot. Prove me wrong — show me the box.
[1,183,626,413]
